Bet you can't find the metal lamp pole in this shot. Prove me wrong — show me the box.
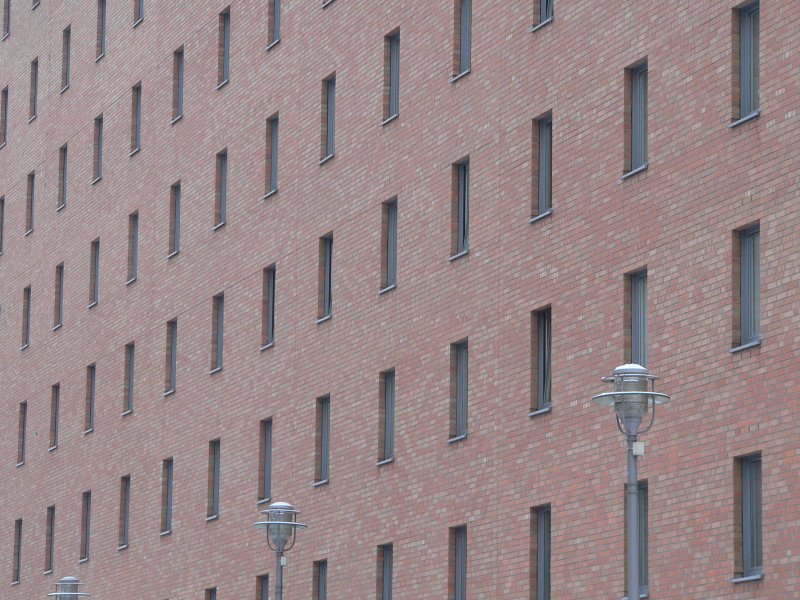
[254,501,307,600]
[47,576,90,599]
[592,364,670,600]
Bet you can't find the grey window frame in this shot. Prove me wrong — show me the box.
[17,401,27,465]
[258,574,270,600]
[384,200,397,290]
[84,364,96,433]
[205,588,217,600]
[161,457,174,533]
[133,0,144,25]
[119,475,131,547]
[215,150,228,227]
[536,115,552,215]
[172,47,184,121]
[2,0,10,38]
[58,144,68,209]
[315,395,330,483]
[54,263,64,329]
[259,418,272,502]
[0,87,7,147]
[96,0,106,59]
[262,266,276,348]
[49,384,60,450]
[89,239,100,305]
[0,196,4,251]
[269,0,280,45]
[738,2,760,119]
[265,115,279,195]
[131,83,142,153]
[25,171,34,234]
[61,27,71,91]
[536,504,551,600]
[739,226,760,346]
[29,58,38,120]
[378,543,393,600]
[638,481,648,594]
[535,308,551,412]
[452,525,467,600]
[207,439,220,518]
[741,454,763,578]
[93,115,103,181]
[218,8,231,85]
[388,31,400,119]
[314,560,328,600]
[165,319,178,393]
[123,342,135,413]
[211,293,224,371]
[456,0,471,76]
[127,212,139,283]
[44,505,55,573]
[169,182,181,255]
[454,160,469,256]
[323,77,336,159]
[80,491,91,561]
[320,235,333,319]
[380,369,395,462]
[451,340,468,440]
[540,0,553,22]
[629,64,648,172]
[630,270,647,366]
[12,518,22,583]
[21,285,31,348]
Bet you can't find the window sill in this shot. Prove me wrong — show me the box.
[170,114,183,125]
[44,570,53,576]
[316,314,333,325]
[215,79,229,91]
[48,445,58,453]
[91,175,102,185]
[256,497,272,506]
[379,284,397,295]
[117,543,129,551]
[322,0,336,8]
[126,276,137,286]
[88,300,99,309]
[133,17,144,28]
[16,461,25,468]
[620,163,648,181]
[448,434,468,444]
[312,479,330,487]
[209,366,223,375]
[319,153,335,165]
[261,188,278,200]
[731,573,764,584]
[529,16,553,33]
[729,110,761,129]
[121,409,133,417]
[56,202,66,212]
[450,69,471,84]
[729,338,761,354]
[20,343,30,351]
[381,114,399,127]
[83,428,94,436]
[129,147,141,157]
[167,249,180,259]
[79,557,89,564]
[213,221,226,231]
[260,342,274,351]
[95,53,105,63]
[528,405,552,418]
[164,388,176,397]
[28,114,37,124]
[11,580,19,586]
[449,249,470,262]
[205,514,220,522]
[2,33,9,41]
[619,592,649,600]
[529,209,553,224]
[160,530,172,537]
[0,142,5,150]
[266,38,281,51]
[61,84,70,94]
[25,228,33,236]
[52,322,63,332]
[377,457,394,466]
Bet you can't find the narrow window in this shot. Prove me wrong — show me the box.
[531,307,551,414]
[214,149,228,227]
[534,0,553,28]
[381,199,397,291]
[12,519,22,583]
[21,285,31,348]
[130,83,142,153]
[217,7,231,86]
[61,27,71,91]
[450,525,467,600]
[453,0,471,77]
[737,453,763,578]
[737,225,760,347]
[25,171,34,234]
[735,2,760,121]
[29,58,38,120]
[93,115,103,181]
[0,87,7,146]
[318,234,333,320]
[383,31,400,121]
[452,159,469,256]
[211,293,224,371]
[49,384,60,450]
[165,319,177,393]
[268,0,280,46]
[257,574,270,600]
[530,505,551,600]
[44,506,55,573]
[172,47,184,121]
[321,75,336,160]
[205,588,217,600]
[0,197,4,250]
[379,369,395,462]
[264,114,279,195]
[161,457,173,533]
[54,263,64,329]
[2,0,9,38]
[118,475,130,547]
[628,270,647,366]
[169,182,181,255]
[207,439,221,518]
[313,560,328,600]
[315,395,330,483]
[89,238,100,305]
[127,212,139,282]
[450,340,468,440]
[57,144,68,209]
[377,543,393,600]
[96,0,106,59]
[624,481,648,598]
[261,266,276,348]
[123,342,135,414]
[625,62,648,173]
[80,491,91,561]
[84,364,96,433]
[17,401,27,465]
[133,0,143,25]
[532,114,552,218]
[258,418,272,502]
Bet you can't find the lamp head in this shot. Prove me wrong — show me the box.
[48,576,90,598]
[254,501,307,553]
[592,364,670,437]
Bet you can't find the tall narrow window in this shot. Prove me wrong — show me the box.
[12,519,22,583]
[21,285,31,348]
[53,263,64,329]
[172,47,184,121]
[169,182,181,255]
[49,384,60,450]
[57,144,68,209]
[531,308,551,413]
[61,27,71,91]
[84,364,96,433]
[165,319,178,393]
[318,234,333,320]
[735,2,760,121]
[25,171,34,234]
[2,0,9,38]
[268,0,280,46]
[321,75,335,159]
[624,481,648,598]
[130,83,142,153]
[313,560,328,600]
[123,342,135,414]
[628,270,647,366]
[531,505,551,600]
[133,0,144,25]
[29,58,38,120]
[534,0,554,28]
[0,87,7,147]
[258,418,273,502]
[626,63,648,173]
[44,506,55,573]
[261,266,276,348]
[450,341,468,440]
[161,457,173,533]
[257,574,270,600]
[450,526,467,600]
[96,0,106,59]
[452,159,469,256]
[211,293,224,371]
[205,588,217,600]
[118,475,131,547]
[0,197,4,251]
[207,439,221,518]
[532,114,552,218]
[381,199,397,291]
[80,491,91,561]
[264,114,279,195]
[383,31,400,121]
[214,149,228,227]
[738,225,760,347]
[453,0,471,77]
[217,7,231,86]
[379,370,395,462]
[89,239,100,305]
[93,115,103,181]
[738,453,763,578]
[17,401,27,465]
[377,543,393,600]
[127,212,139,282]
[315,395,330,483]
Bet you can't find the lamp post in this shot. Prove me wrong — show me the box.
[254,501,307,600]
[47,576,90,598]
[592,364,670,600]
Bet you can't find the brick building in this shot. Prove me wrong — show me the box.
[1,0,798,598]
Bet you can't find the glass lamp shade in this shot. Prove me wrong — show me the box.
[592,364,670,436]
[48,576,90,598]
[254,501,307,553]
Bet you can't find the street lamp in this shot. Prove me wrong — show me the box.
[592,364,670,600]
[254,501,307,600]
[47,576,90,598]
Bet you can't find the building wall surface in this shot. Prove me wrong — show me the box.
[1,0,798,598]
